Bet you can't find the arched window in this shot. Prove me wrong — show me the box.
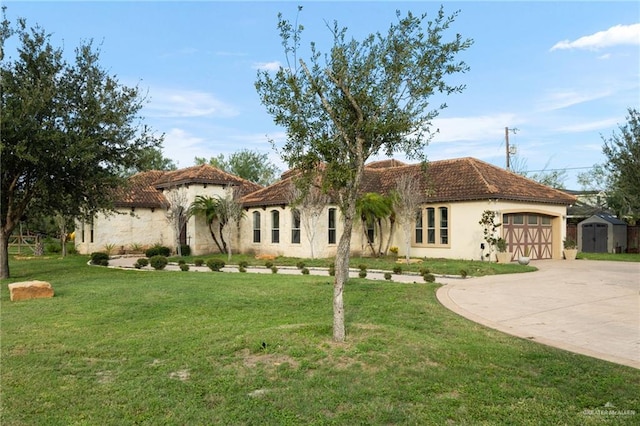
[271,210,280,243]
[291,209,301,244]
[252,211,261,243]
[415,210,423,244]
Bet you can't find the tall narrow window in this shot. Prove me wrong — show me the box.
[271,210,280,243]
[328,208,336,244]
[415,210,423,244]
[427,208,435,244]
[90,219,94,243]
[81,221,85,243]
[366,222,375,244]
[439,207,448,244]
[291,210,301,244]
[252,211,261,243]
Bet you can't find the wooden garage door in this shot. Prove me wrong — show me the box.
[503,214,553,260]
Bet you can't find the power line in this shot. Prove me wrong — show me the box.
[523,166,593,173]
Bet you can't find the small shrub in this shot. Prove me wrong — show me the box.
[46,242,62,254]
[393,265,402,274]
[384,272,392,281]
[238,266,247,273]
[194,258,204,267]
[301,267,310,275]
[271,265,278,274]
[149,255,168,270]
[90,252,109,266]
[423,273,435,283]
[178,259,186,265]
[180,264,190,272]
[296,261,306,269]
[207,259,226,272]
[358,264,367,272]
[134,258,149,269]
[389,246,399,255]
[180,244,191,256]
[239,260,249,268]
[460,269,468,279]
[358,270,367,278]
[419,267,430,276]
[328,262,335,276]
[265,261,274,269]
[145,245,171,258]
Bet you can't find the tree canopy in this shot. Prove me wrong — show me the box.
[0,12,163,277]
[602,108,640,220]
[194,149,280,186]
[255,6,472,341]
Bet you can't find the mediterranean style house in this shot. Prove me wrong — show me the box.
[75,157,576,262]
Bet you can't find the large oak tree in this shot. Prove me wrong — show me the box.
[0,13,163,278]
[255,6,472,341]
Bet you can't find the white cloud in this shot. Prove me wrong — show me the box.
[536,89,612,112]
[554,118,620,133]
[161,128,208,168]
[146,88,238,118]
[252,61,281,72]
[550,23,640,51]
[431,114,520,142]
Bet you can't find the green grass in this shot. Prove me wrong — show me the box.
[176,253,536,277]
[577,252,640,262]
[2,256,638,425]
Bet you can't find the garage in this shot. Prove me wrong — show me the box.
[503,213,553,260]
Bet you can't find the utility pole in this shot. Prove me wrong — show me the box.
[505,127,518,170]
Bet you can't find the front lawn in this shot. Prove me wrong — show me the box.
[171,253,536,277]
[1,256,638,425]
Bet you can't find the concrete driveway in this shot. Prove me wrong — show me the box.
[436,260,640,369]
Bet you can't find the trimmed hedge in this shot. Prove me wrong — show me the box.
[90,252,109,266]
[149,255,168,270]
[207,259,226,272]
[145,245,171,258]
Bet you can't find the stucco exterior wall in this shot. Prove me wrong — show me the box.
[75,208,170,254]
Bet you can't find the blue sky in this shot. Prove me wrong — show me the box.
[4,1,639,189]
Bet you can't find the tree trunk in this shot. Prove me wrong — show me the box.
[0,230,10,279]
[333,220,351,342]
[59,223,68,257]
[208,224,225,253]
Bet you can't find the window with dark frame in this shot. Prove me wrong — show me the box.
[328,208,336,244]
[252,211,261,243]
[271,210,280,243]
[291,209,301,244]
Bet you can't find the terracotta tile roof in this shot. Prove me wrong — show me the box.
[153,165,262,195]
[115,165,263,208]
[241,175,297,207]
[114,170,169,209]
[242,157,576,207]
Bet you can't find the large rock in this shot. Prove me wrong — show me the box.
[8,281,54,301]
